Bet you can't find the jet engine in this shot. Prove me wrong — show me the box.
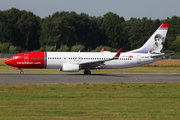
[61,63,80,72]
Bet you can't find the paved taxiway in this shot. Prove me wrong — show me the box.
[0,73,180,84]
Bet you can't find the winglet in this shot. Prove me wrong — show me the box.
[114,48,123,58]
[100,48,105,52]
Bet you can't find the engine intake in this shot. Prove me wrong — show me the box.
[61,63,80,72]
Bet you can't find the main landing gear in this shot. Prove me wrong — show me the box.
[84,69,91,75]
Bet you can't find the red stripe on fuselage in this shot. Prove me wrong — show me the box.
[6,52,45,68]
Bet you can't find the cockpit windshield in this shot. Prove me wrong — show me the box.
[12,56,19,59]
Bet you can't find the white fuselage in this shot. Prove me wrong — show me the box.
[46,52,161,69]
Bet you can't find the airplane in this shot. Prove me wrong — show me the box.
[5,23,173,75]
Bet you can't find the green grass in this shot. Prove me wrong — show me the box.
[0,83,180,120]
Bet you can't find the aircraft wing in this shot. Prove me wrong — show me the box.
[79,48,123,69]
[150,53,174,58]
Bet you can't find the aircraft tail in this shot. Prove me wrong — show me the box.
[127,23,169,54]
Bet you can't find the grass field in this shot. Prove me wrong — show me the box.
[0,58,7,66]
[0,83,180,120]
[1,59,180,119]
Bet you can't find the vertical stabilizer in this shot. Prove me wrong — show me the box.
[127,23,169,54]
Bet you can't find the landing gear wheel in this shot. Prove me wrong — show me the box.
[84,69,91,75]
[20,69,24,74]
[87,70,91,75]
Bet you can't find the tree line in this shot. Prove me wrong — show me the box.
[0,8,180,55]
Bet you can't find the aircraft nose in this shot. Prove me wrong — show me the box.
[4,59,11,65]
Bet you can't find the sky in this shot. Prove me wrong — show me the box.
[0,0,180,20]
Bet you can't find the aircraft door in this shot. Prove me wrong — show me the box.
[137,55,141,64]
[24,54,29,63]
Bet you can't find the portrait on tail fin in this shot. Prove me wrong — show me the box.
[149,34,165,54]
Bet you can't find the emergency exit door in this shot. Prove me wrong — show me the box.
[24,54,29,63]
[137,55,141,64]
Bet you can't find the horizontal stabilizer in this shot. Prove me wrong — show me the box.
[150,53,174,58]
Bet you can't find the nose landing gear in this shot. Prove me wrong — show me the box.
[20,69,24,74]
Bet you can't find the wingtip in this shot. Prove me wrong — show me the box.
[100,48,105,52]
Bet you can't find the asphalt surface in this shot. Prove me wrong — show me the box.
[0,73,180,84]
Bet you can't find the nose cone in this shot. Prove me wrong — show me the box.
[4,59,12,66]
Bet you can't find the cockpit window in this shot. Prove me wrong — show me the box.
[12,56,19,59]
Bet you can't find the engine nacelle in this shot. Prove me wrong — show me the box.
[61,63,80,72]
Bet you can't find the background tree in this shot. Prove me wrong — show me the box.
[0,42,11,53]
[170,36,180,53]
[1,8,180,54]
[39,16,54,48]
[44,46,56,51]
[9,45,19,53]
[57,45,70,52]
[16,10,40,51]
[100,12,125,49]
[71,44,85,52]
